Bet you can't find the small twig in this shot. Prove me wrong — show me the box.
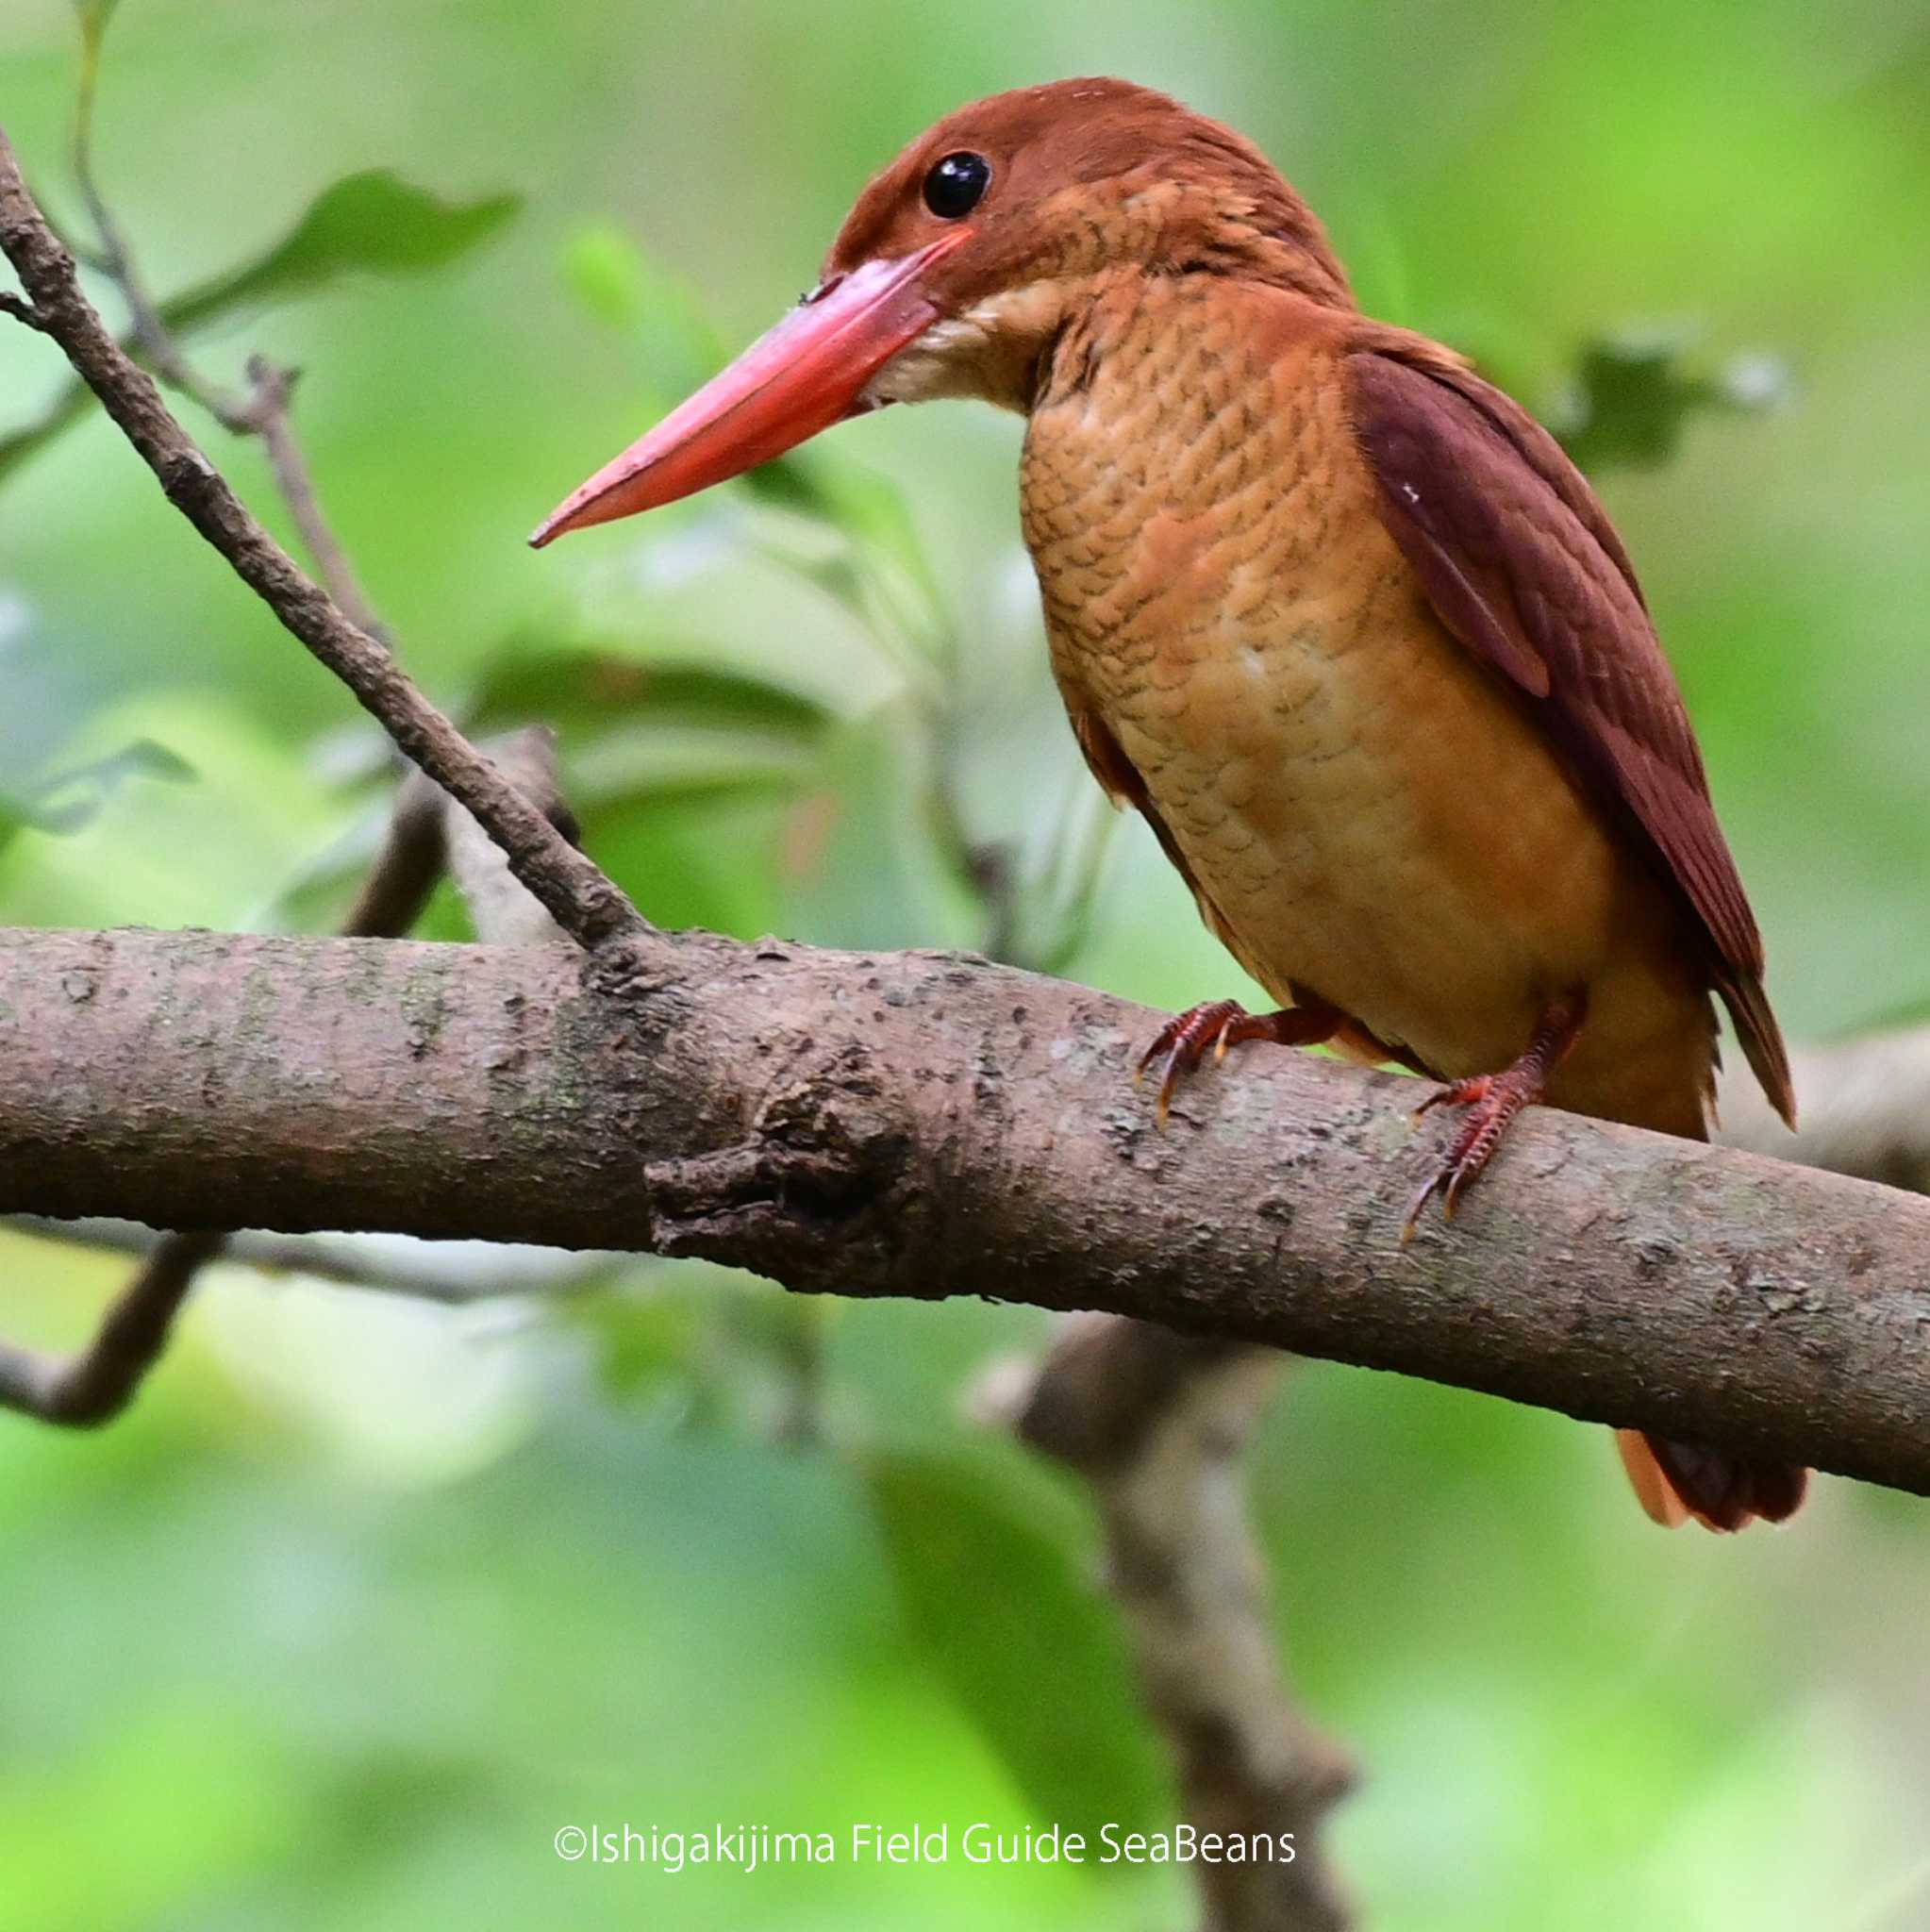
[988,1319,1356,1932]
[0,288,45,330]
[69,27,169,359]
[0,126,640,951]
[0,727,581,1425]
[237,356,389,640]
[65,42,391,637]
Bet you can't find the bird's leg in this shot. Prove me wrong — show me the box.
[1403,990,1588,1240]
[1137,998,1342,1125]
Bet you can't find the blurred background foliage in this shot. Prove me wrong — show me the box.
[3,1,1930,1927]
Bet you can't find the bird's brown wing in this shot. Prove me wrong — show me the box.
[1346,341,1794,1125]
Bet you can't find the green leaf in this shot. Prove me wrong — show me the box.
[569,1278,707,1407]
[588,786,791,938]
[559,222,724,399]
[468,648,829,812]
[161,171,521,334]
[1549,327,1793,473]
[1,173,520,486]
[465,645,827,744]
[864,1449,1167,1843]
[0,739,196,854]
[561,222,651,331]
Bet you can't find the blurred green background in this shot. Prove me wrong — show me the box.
[5,2,1930,1926]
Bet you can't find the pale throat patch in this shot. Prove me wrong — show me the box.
[860,280,1072,415]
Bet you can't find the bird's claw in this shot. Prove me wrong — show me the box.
[1136,999,1249,1126]
[1401,1071,1535,1241]
[1409,1073,1491,1126]
[1400,991,1584,1241]
[1137,1000,1343,1126]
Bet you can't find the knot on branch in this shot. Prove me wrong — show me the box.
[580,932,684,1003]
[643,1048,915,1286]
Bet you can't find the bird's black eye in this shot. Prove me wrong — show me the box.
[923,151,990,220]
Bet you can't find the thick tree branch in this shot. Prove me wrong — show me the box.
[0,127,639,953]
[3,922,1927,1495]
[24,991,1912,1318]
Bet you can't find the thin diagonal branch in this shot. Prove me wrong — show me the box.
[0,127,638,952]
[28,51,387,633]
[9,1218,620,1303]
[235,355,388,640]
[70,108,390,640]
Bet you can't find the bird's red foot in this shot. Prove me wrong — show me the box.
[1136,999,1339,1125]
[1402,991,1587,1241]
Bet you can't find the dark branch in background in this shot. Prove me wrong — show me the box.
[8,1217,615,1303]
[341,726,577,947]
[1719,1024,1930,1198]
[6,924,1930,1494]
[989,1322,1355,1932]
[0,729,574,1424]
[0,1229,220,1424]
[0,129,639,952]
[984,823,1343,1923]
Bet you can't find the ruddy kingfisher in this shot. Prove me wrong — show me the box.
[533,78,1804,1532]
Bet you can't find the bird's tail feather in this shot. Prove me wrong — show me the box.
[1614,1429,1807,1532]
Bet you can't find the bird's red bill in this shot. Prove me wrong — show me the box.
[529,230,970,546]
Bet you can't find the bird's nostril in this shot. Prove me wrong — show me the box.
[802,274,845,306]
